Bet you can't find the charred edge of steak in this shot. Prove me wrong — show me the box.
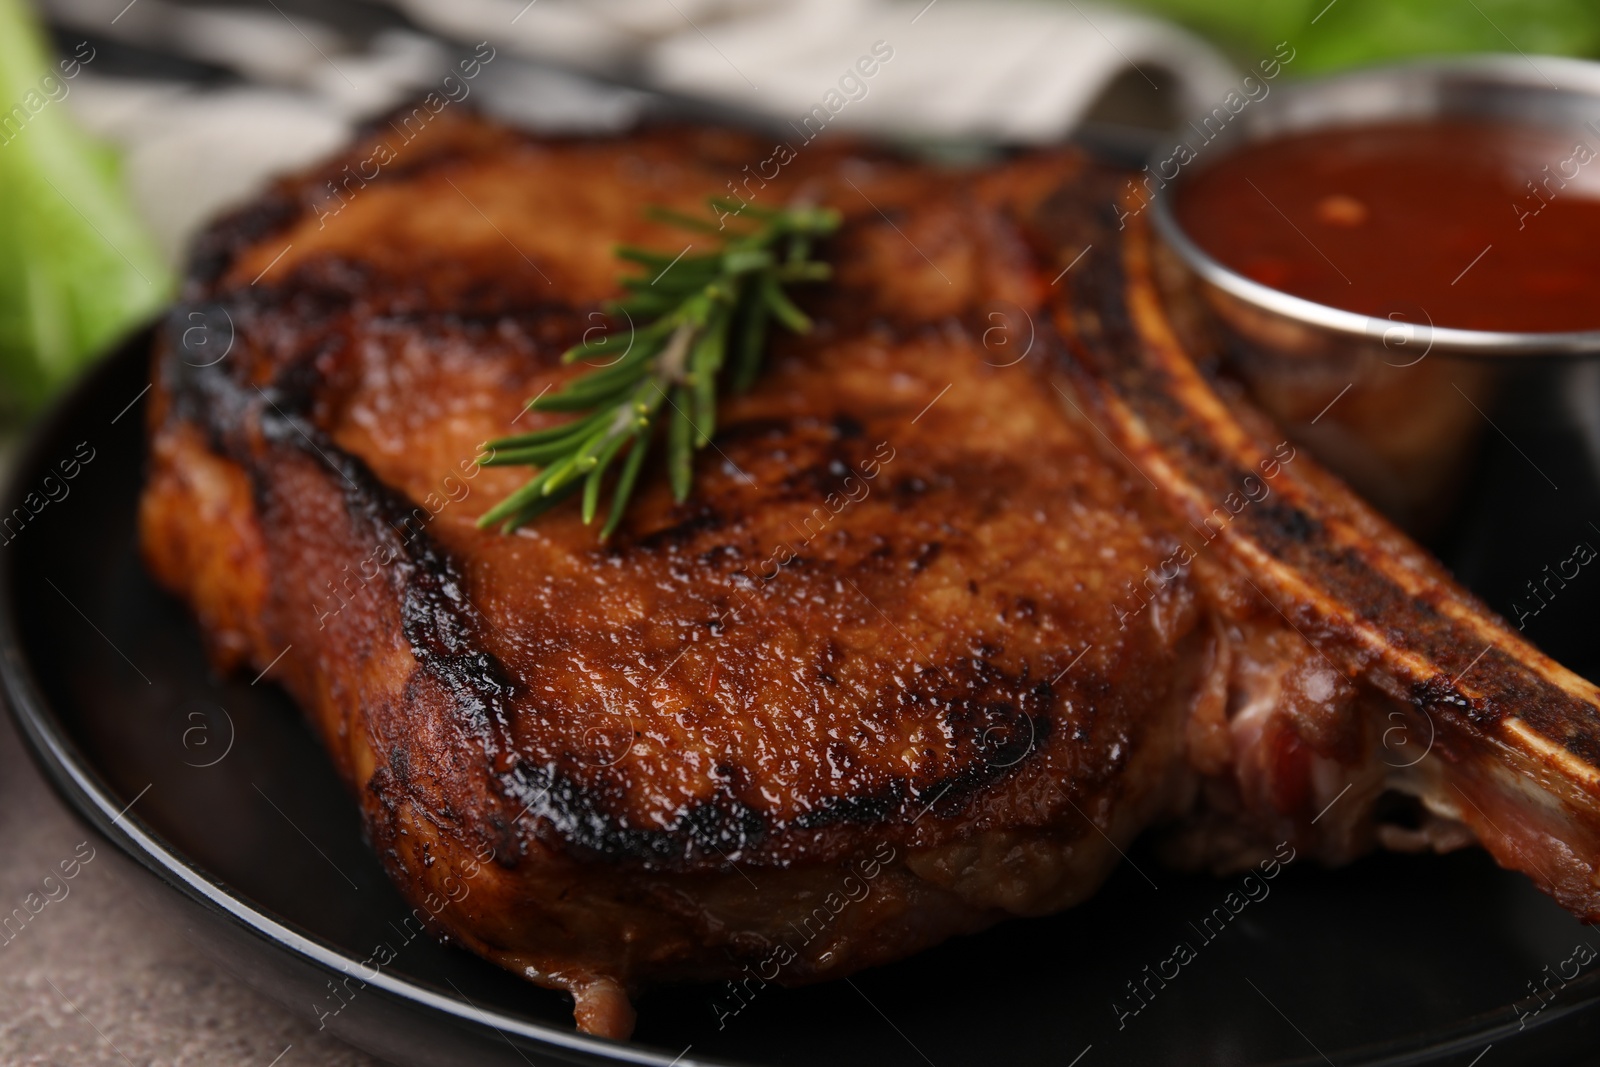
[496,759,772,864]
[186,196,302,292]
[156,297,1069,870]
[792,681,1057,831]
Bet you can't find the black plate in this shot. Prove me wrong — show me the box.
[6,330,1600,1067]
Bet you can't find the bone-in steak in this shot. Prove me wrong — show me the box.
[140,110,1600,1038]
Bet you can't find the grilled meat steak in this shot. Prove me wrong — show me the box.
[139,110,1600,1038]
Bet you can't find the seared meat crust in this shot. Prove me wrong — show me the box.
[141,109,1600,1036]
[141,113,1204,1032]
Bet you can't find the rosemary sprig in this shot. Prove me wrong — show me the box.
[477,199,841,538]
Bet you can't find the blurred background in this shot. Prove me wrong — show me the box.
[2,0,1598,425]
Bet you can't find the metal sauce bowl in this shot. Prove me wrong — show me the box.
[1146,55,1600,533]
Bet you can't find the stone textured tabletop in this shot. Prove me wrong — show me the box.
[0,708,378,1067]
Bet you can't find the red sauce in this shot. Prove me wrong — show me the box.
[1174,119,1600,333]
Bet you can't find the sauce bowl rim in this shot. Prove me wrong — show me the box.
[1147,53,1600,356]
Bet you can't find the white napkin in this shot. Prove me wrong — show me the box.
[394,0,1238,142]
[54,0,1237,259]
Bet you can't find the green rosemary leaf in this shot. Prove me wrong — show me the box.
[722,248,775,274]
[620,274,709,295]
[732,280,769,393]
[667,386,694,502]
[486,407,615,451]
[479,466,560,529]
[761,274,812,333]
[690,305,730,445]
[533,448,588,498]
[775,262,831,283]
[497,481,580,533]
[582,431,630,524]
[600,431,650,541]
[539,349,661,403]
[564,329,636,359]
[635,373,672,421]
[709,197,779,221]
[480,199,839,538]
[563,319,671,364]
[615,245,719,272]
[536,360,649,409]
[480,440,586,468]
[678,290,715,331]
[784,205,841,232]
[606,293,677,319]
[643,206,726,234]
[530,382,634,413]
[542,421,619,497]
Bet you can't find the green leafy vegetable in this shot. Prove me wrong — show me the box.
[0,0,171,415]
[1119,0,1600,74]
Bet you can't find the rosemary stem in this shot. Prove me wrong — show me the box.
[478,199,840,538]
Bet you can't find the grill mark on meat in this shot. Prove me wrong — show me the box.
[1041,201,1575,752]
[187,194,301,288]
[167,343,797,864]
[1254,500,1320,544]
[500,759,773,863]
[159,298,1081,874]
[627,504,729,552]
[490,641,1067,865]
[1064,235,1540,740]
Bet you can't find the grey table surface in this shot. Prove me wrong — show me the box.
[0,704,377,1067]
